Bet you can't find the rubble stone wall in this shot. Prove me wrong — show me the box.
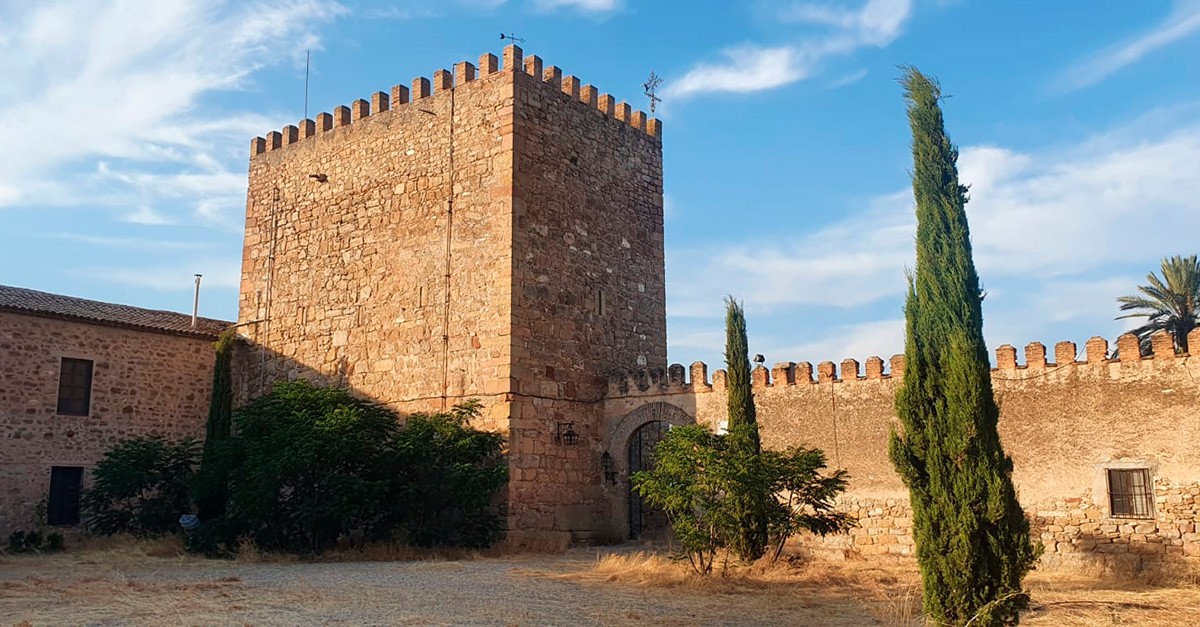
[606,331,1200,566]
[0,312,215,533]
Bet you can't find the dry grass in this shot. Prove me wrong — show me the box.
[566,550,1200,626]
[2,539,1198,625]
[558,550,924,624]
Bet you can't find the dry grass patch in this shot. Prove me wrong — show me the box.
[559,550,1200,626]
[546,550,924,624]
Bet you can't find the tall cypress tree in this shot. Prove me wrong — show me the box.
[197,328,236,519]
[889,68,1036,626]
[204,328,236,449]
[724,296,767,560]
[724,296,756,436]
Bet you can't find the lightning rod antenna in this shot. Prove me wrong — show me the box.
[304,49,311,120]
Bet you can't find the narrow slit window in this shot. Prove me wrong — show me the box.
[596,289,606,316]
[1107,468,1154,519]
[56,358,93,416]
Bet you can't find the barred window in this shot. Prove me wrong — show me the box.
[56,357,93,416]
[1107,468,1154,519]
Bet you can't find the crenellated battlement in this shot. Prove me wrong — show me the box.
[605,331,1199,399]
[250,45,660,157]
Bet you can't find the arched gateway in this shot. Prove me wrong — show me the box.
[608,402,693,539]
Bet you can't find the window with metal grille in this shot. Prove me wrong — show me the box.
[47,466,83,526]
[56,358,93,416]
[1107,468,1154,518]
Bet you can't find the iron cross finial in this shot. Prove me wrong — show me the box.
[643,71,663,115]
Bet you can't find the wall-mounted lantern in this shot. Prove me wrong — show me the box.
[555,421,579,446]
[601,451,617,485]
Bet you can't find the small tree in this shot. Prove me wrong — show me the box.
[723,296,769,561]
[632,424,850,575]
[631,424,735,574]
[764,447,851,561]
[889,67,1036,626]
[82,436,199,537]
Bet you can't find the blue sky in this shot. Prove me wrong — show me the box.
[2,0,1199,371]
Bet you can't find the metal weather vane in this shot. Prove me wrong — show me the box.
[643,71,663,115]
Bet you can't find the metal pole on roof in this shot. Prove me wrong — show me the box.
[192,274,202,329]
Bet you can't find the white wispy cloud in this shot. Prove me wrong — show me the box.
[1057,0,1200,92]
[780,0,912,45]
[667,113,1200,361]
[78,258,243,292]
[665,0,911,99]
[0,1,344,226]
[770,319,905,365]
[534,0,620,12]
[828,68,869,89]
[40,232,213,250]
[666,46,812,99]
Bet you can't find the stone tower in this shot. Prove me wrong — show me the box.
[236,45,665,546]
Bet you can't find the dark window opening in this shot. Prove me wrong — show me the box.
[596,290,606,316]
[1108,468,1154,519]
[57,358,93,416]
[47,466,83,526]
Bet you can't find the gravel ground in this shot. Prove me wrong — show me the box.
[0,549,876,626]
[5,546,1196,625]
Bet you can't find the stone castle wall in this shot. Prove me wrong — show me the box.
[238,53,518,428]
[604,330,1200,567]
[503,53,665,548]
[237,46,664,548]
[0,312,215,533]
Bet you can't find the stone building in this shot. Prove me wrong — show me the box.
[3,45,1195,569]
[0,285,227,534]
[237,44,1200,565]
[237,45,664,548]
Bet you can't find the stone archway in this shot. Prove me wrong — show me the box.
[606,402,693,539]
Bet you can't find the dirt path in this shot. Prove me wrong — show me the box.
[2,545,1197,625]
[0,550,879,625]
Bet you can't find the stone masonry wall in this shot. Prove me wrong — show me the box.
[504,52,665,548]
[238,53,518,429]
[604,330,1200,567]
[238,46,663,548]
[0,312,215,534]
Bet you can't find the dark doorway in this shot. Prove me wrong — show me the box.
[48,466,83,526]
[628,420,671,539]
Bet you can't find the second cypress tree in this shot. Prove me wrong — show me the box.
[724,296,768,560]
[888,68,1036,626]
[197,327,236,519]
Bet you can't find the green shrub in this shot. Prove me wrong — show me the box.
[192,381,506,555]
[632,423,851,575]
[82,436,198,537]
[6,530,64,554]
[390,401,507,548]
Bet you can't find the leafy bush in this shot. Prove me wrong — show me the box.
[390,401,507,548]
[192,380,506,555]
[6,530,64,554]
[632,423,851,574]
[82,436,198,537]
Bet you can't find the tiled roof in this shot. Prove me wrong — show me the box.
[0,284,231,339]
